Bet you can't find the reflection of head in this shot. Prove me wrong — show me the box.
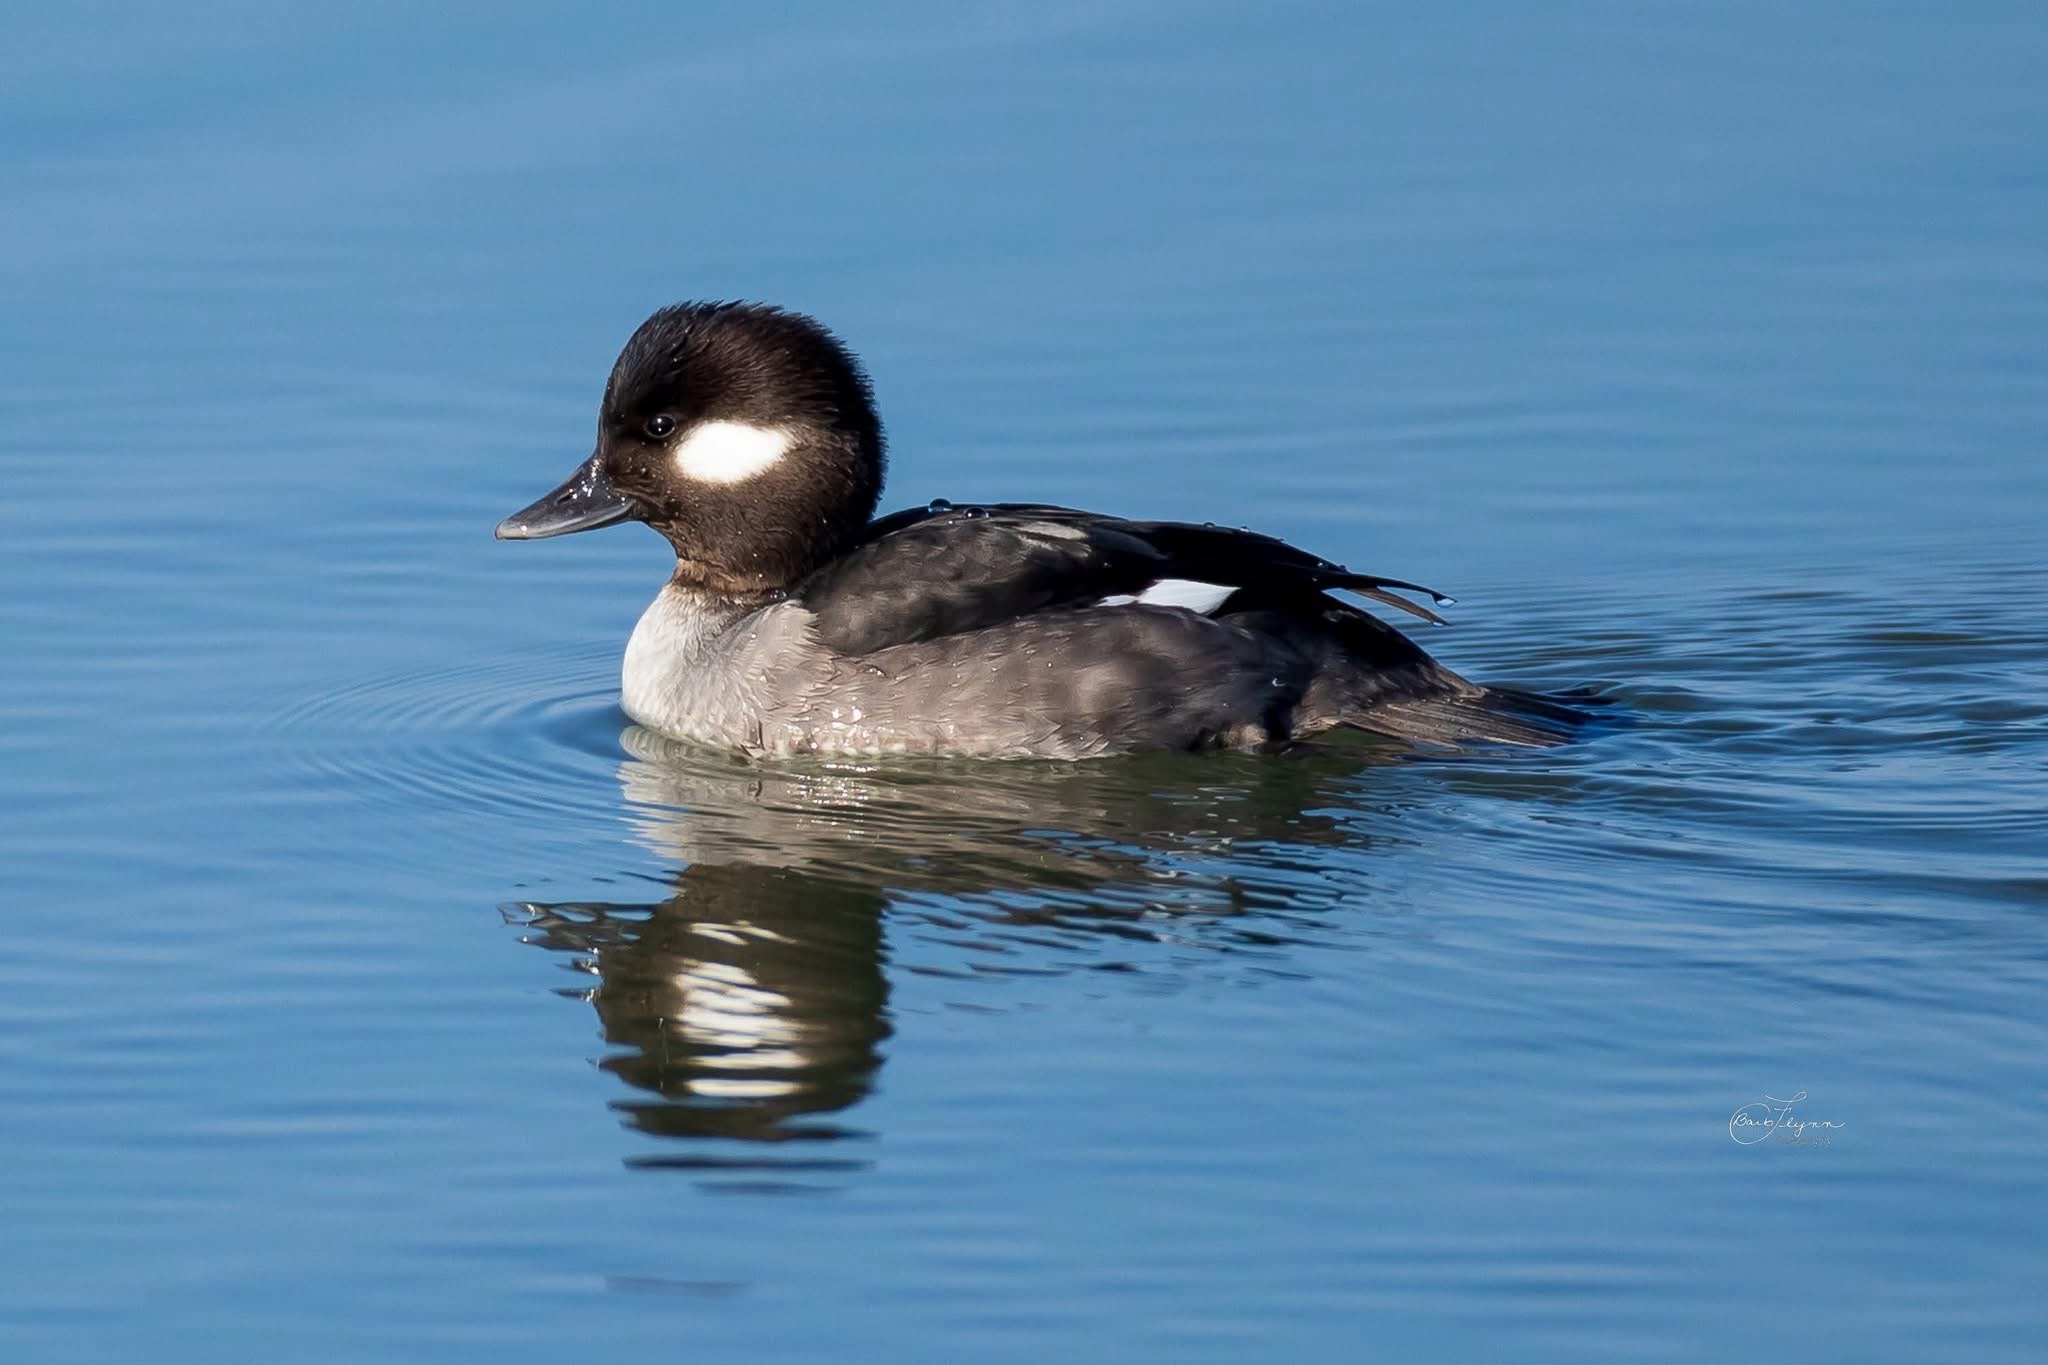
[508,862,889,1145]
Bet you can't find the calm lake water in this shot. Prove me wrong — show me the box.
[4,3,2045,1360]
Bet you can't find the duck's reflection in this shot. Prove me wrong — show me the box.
[506,726,1411,1169]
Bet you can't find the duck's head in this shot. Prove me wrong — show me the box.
[496,302,886,594]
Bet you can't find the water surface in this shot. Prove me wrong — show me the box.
[3,3,2045,1360]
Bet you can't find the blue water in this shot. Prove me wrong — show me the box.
[5,3,2046,1360]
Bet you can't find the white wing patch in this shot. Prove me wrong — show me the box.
[671,420,794,485]
[1098,579,1238,615]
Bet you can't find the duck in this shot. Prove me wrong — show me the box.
[496,301,1579,759]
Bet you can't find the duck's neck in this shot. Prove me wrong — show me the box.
[628,579,773,665]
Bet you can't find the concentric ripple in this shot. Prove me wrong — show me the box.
[267,645,633,858]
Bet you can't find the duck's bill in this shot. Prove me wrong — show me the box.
[495,454,638,540]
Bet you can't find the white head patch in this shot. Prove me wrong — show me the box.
[671,420,794,485]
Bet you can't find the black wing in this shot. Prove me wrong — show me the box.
[793,502,1451,656]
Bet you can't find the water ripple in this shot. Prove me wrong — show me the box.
[266,648,630,853]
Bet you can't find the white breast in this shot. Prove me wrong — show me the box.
[622,587,744,736]
[621,586,815,749]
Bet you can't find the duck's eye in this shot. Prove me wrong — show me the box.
[643,414,678,440]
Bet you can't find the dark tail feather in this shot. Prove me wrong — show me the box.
[1350,684,1589,749]
[1347,581,1450,627]
[1216,590,1598,750]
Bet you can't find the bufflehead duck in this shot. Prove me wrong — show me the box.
[497,302,1578,759]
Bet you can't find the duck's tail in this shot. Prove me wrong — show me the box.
[1220,591,1593,750]
[1345,682,1589,749]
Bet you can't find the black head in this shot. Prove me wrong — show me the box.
[496,302,886,594]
